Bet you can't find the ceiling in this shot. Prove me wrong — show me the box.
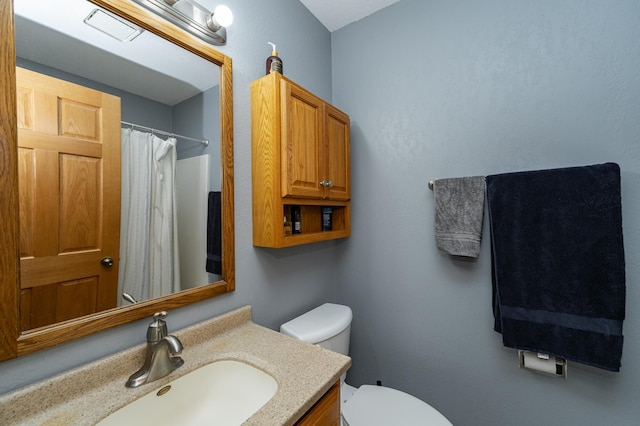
[300,0,401,32]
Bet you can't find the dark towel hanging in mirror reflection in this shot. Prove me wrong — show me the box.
[206,191,222,275]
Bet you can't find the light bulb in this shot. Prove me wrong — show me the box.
[213,5,233,27]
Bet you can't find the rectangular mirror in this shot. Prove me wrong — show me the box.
[0,0,234,360]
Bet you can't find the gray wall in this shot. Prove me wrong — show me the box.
[0,0,339,394]
[332,0,640,425]
[4,1,639,425]
[174,85,221,192]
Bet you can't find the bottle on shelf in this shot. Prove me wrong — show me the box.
[321,207,332,231]
[283,215,292,236]
[291,205,301,234]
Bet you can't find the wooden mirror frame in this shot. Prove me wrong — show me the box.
[0,0,234,361]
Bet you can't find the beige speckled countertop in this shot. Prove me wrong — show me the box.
[0,306,351,425]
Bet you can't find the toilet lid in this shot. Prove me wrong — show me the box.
[342,385,453,426]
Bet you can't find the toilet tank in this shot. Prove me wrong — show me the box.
[280,303,352,356]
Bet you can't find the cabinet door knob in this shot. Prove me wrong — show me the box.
[320,180,327,187]
[327,180,333,188]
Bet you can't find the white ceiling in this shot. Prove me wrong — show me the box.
[300,0,401,32]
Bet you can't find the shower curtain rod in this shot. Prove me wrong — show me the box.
[121,120,209,146]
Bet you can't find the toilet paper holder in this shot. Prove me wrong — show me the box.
[518,350,567,379]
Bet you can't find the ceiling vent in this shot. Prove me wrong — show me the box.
[84,8,144,42]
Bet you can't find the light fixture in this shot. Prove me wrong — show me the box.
[130,0,233,45]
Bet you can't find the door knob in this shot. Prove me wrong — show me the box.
[100,256,114,267]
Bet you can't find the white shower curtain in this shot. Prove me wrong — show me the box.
[118,129,181,305]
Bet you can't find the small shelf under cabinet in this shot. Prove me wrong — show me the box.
[281,201,350,247]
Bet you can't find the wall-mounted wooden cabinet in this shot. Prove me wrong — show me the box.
[251,73,351,248]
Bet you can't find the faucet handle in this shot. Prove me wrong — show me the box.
[147,311,169,342]
[154,311,168,321]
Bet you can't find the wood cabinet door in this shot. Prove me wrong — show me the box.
[281,79,324,199]
[16,67,121,330]
[324,104,350,200]
[295,382,340,426]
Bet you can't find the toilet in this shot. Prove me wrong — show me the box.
[280,303,453,426]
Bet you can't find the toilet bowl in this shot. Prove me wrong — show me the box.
[280,303,452,426]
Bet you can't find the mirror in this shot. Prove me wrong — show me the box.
[0,0,234,360]
[15,0,223,325]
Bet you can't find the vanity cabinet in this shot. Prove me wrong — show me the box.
[251,72,351,248]
[296,381,341,425]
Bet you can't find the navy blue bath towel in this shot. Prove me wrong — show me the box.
[486,163,625,372]
[206,191,222,275]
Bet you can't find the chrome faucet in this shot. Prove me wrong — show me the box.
[126,311,184,388]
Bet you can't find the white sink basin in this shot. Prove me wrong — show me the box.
[98,360,278,426]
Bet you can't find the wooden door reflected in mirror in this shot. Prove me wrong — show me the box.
[17,67,122,330]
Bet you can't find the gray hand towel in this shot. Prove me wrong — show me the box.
[434,176,486,258]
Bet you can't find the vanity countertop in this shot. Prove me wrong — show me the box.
[0,306,351,425]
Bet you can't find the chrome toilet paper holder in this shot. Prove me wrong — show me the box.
[518,350,567,379]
